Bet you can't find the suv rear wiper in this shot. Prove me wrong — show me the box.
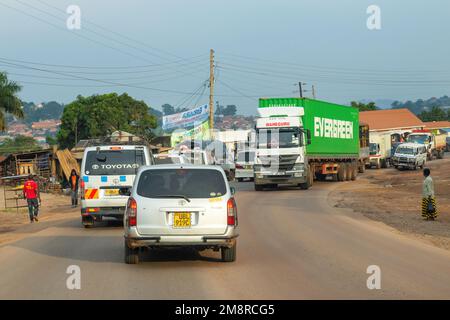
[154,195,191,202]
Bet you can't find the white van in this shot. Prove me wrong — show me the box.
[80,145,153,227]
[391,142,427,170]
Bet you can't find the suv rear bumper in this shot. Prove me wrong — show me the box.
[125,227,239,248]
[81,207,125,221]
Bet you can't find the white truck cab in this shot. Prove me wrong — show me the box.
[254,107,311,190]
[80,145,153,227]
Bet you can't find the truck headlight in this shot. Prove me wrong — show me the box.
[293,163,305,171]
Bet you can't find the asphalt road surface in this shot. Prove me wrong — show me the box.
[1,181,449,299]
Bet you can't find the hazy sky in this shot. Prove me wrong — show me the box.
[1,0,449,115]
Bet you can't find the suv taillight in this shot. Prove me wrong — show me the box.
[126,197,137,227]
[227,198,238,226]
[80,178,85,199]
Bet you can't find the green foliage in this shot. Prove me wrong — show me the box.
[0,72,23,130]
[418,106,450,122]
[215,104,237,116]
[350,101,377,111]
[46,135,58,146]
[57,93,157,149]
[0,135,41,155]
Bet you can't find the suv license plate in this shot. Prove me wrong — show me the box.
[105,189,119,196]
[173,212,191,228]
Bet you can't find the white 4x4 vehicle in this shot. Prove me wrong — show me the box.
[80,145,153,227]
[123,164,239,264]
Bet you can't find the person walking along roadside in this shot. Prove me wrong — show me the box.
[422,168,438,220]
[69,169,79,208]
[23,175,40,223]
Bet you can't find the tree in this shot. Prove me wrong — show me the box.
[46,135,58,146]
[418,106,448,122]
[0,135,41,154]
[162,103,175,115]
[57,93,157,149]
[223,105,237,116]
[0,72,24,130]
[350,101,377,111]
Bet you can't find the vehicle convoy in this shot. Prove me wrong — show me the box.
[254,98,361,191]
[406,129,446,160]
[235,149,256,182]
[391,143,427,170]
[80,145,153,228]
[369,133,392,169]
[123,164,239,264]
[177,140,236,181]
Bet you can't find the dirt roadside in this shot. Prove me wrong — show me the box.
[0,188,79,245]
[330,155,450,250]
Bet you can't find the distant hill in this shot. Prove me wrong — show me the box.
[17,101,65,124]
[391,95,450,114]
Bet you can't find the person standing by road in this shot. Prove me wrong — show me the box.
[69,169,79,207]
[422,168,438,220]
[23,175,40,223]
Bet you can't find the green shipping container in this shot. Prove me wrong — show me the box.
[259,98,360,158]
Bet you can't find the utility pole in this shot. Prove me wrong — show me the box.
[209,49,215,134]
[312,85,316,99]
[298,82,303,98]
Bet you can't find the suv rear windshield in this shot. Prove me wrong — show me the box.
[84,149,145,176]
[137,169,227,199]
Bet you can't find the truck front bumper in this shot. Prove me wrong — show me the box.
[254,172,307,185]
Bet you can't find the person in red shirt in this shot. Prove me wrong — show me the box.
[23,175,40,223]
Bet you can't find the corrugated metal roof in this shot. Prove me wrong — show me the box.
[360,108,424,131]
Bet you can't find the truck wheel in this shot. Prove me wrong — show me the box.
[221,242,237,262]
[337,164,346,182]
[381,159,387,168]
[254,184,264,191]
[124,241,139,264]
[351,163,357,180]
[437,150,444,159]
[345,164,352,181]
[358,162,366,173]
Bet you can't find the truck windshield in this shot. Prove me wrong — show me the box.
[369,143,379,155]
[407,134,429,144]
[396,147,415,155]
[84,149,145,176]
[257,128,302,149]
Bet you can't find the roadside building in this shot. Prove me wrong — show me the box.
[424,121,450,136]
[360,108,425,142]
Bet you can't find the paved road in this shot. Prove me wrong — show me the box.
[0,181,449,299]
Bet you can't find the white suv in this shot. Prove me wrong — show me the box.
[123,164,239,264]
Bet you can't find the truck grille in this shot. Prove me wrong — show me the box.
[259,155,298,171]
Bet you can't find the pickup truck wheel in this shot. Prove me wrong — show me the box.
[221,243,236,262]
[124,242,139,264]
[254,184,264,191]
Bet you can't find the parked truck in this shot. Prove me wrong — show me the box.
[369,133,392,169]
[406,129,446,160]
[254,98,360,191]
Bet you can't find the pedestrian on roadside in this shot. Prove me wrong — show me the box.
[422,168,438,220]
[23,174,40,223]
[69,169,79,207]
